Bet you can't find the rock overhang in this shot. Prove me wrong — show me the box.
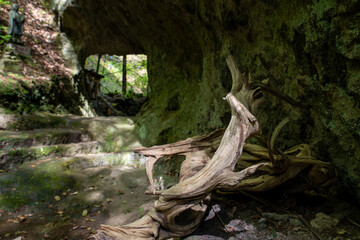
[53,0,360,202]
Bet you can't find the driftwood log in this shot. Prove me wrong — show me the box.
[93,55,335,239]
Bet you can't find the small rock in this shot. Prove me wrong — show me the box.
[310,212,339,231]
[289,218,302,227]
[86,191,105,202]
[258,217,267,223]
[262,212,290,221]
[226,219,248,232]
[297,231,309,239]
[257,223,267,230]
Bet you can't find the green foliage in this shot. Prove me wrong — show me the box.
[0,26,11,45]
[273,230,277,238]
[0,72,80,115]
[0,0,10,5]
[0,1,10,45]
[85,54,148,96]
[138,207,145,218]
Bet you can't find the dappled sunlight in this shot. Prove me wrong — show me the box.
[85,54,148,95]
[0,156,156,239]
[1,0,359,238]
[1,0,72,79]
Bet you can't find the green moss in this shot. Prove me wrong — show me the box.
[104,133,117,152]
[7,113,67,130]
[32,145,67,157]
[0,161,77,210]
[7,148,29,158]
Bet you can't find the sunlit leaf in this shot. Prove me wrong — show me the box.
[82,210,88,216]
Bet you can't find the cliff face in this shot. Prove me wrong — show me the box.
[54,0,360,199]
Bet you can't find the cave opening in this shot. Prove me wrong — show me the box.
[84,54,148,116]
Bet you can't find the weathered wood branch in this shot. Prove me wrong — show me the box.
[136,129,223,193]
[92,55,335,240]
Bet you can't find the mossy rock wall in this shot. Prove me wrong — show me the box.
[56,0,360,199]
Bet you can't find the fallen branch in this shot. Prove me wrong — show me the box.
[92,55,335,240]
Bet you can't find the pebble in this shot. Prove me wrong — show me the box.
[292,227,301,232]
[258,223,267,230]
[258,217,267,223]
[289,218,302,227]
[310,212,339,231]
[262,212,290,221]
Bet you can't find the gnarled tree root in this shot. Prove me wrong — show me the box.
[92,55,335,240]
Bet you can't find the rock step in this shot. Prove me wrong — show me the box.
[0,114,142,152]
[0,113,70,130]
[0,141,102,170]
[0,113,135,131]
[0,128,91,150]
[56,152,147,169]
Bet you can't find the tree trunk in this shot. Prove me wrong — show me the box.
[122,55,127,94]
[96,54,102,73]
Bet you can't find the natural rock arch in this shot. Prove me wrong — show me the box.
[53,0,360,225]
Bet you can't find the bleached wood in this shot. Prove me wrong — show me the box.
[92,55,335,240]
